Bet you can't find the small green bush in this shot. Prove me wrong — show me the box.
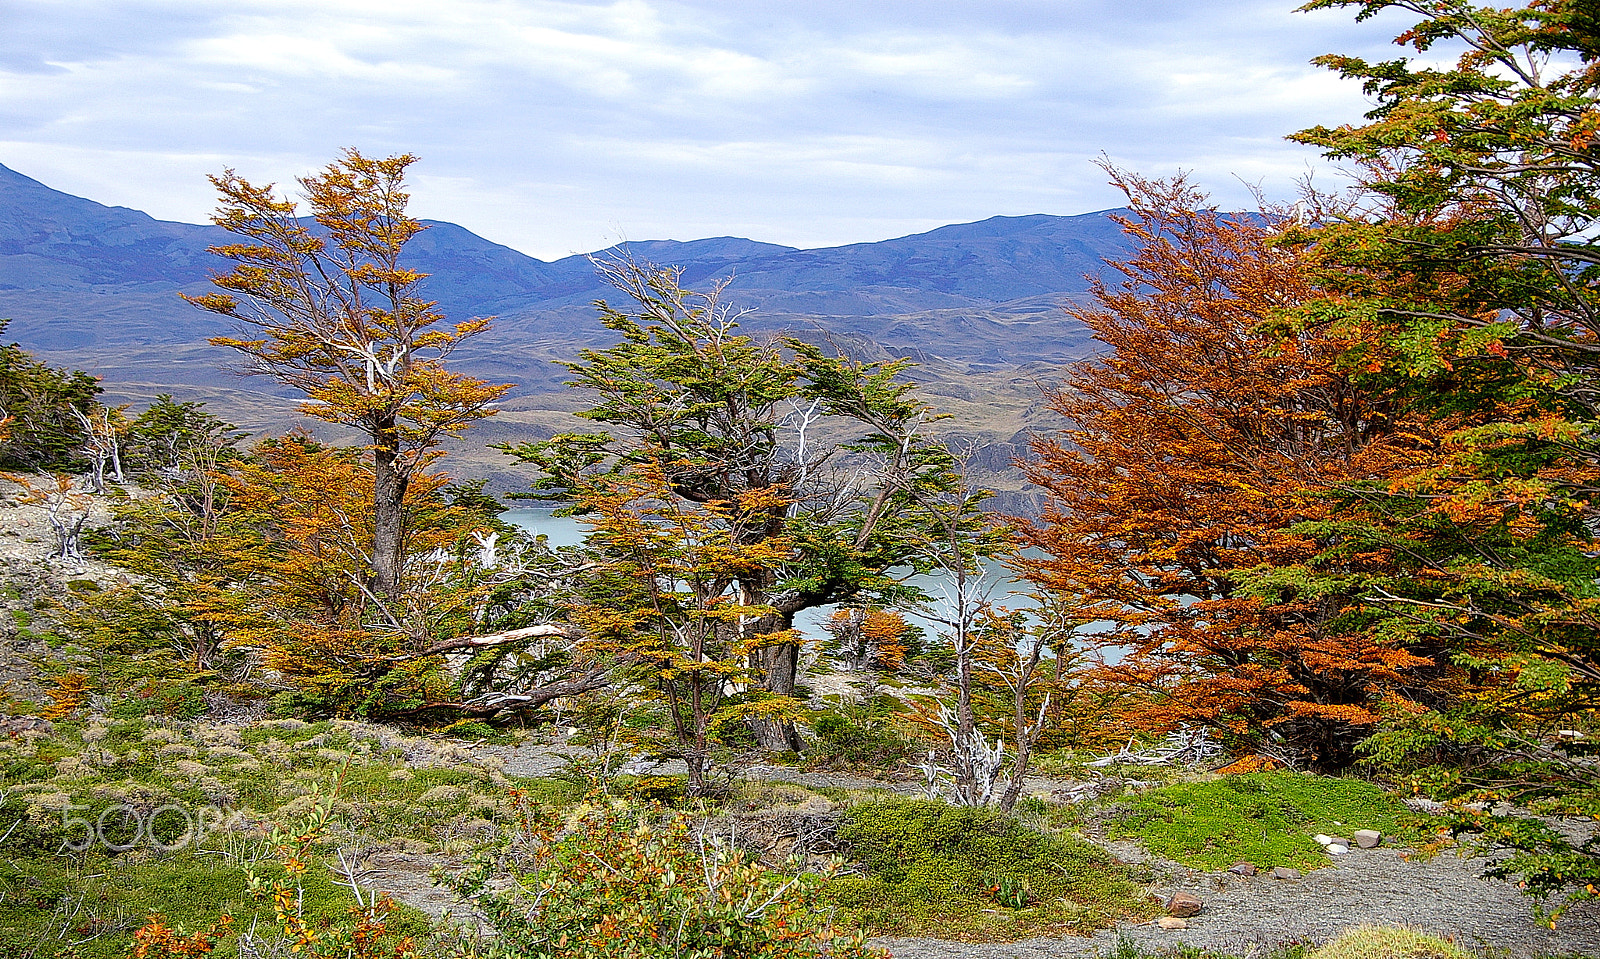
[1108,771,1422,871]
[107,679,209,719]
[829,798,1149,939]
[809,701,914,769]
[1099,936,1314,959]
[626,774,687,805]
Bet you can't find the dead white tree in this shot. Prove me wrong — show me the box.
[1,472,93,563]
[72,406,125,493]
[900,448,1023,809]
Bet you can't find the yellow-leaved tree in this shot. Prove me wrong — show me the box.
[183,149,510,600]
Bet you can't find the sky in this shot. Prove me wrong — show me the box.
[0,0,1421,261]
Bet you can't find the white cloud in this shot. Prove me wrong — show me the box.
[0,0,1435,258]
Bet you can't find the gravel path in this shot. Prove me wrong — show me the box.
[877,837,1600,959]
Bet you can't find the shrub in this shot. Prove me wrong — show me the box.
[625,775,686,806]
[829,798,1149,939]
[107,680,209,720]
[446,802,882,958]
[808,700,913,770]
[0,322,99,470]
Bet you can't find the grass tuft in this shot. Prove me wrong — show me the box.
[1307,925,1473,959]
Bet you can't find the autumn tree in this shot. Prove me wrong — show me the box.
[1285,0,1600,722]
[198,434,508,714]
[1018,170,1452,769]
[564,459,800,796]
[824,607,912,674]
[1280,0,1600,914]
[503,258,977,750]
[183,149,510,599]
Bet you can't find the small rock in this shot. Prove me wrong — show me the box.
[1272,866,1302,880]
[1227,861,1258,876]
[1353,829,1382,848]
[1158,917,1188,930]
[0,716,52,736]
[1326,843,1349,856]
[1312,833,1333,845]
[1324,835,1350,848]
[1165,892,1203,917]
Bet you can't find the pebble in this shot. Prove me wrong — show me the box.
[1354,829,1382,848]
[1157,917,1188,930]
[1326,843,1349,856]
[1272,866,1301,880]
[1165,892,1203,917]
[1227,861,1257,876]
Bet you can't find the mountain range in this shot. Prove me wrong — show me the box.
[0,161,1133,500]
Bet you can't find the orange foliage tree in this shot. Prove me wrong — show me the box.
[183,150,509,599]
[216,435,492,714]
[1018,171,1460,769]
[825,607,911,673]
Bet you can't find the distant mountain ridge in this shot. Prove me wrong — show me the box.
[0,161,1128,356]
[0,160,1133,503]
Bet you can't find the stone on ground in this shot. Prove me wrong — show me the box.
[1165,892,1203,917]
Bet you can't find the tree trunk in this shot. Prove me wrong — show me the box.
[684,753,707,798]
[749,636,803,751]
[371,432,408,601]
[998,738,1032,814]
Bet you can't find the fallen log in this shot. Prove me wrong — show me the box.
[392,623,582,661]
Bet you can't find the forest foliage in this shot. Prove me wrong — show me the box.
[7,0,1600,940]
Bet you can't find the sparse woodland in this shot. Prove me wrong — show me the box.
[3,2,1600,958]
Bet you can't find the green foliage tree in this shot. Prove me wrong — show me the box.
[1279,0,1600,918]
[123,394,245,478]
[0,319,100,469]
[502,258,982,750]
[71,399,249,687]
[564,459,801,795]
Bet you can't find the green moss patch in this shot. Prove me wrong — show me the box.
[1308,925,1472,959]
[1108,771,1423,871]
[829,798,1153,940]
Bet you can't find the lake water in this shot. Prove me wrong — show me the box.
[500,507,1039,643]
